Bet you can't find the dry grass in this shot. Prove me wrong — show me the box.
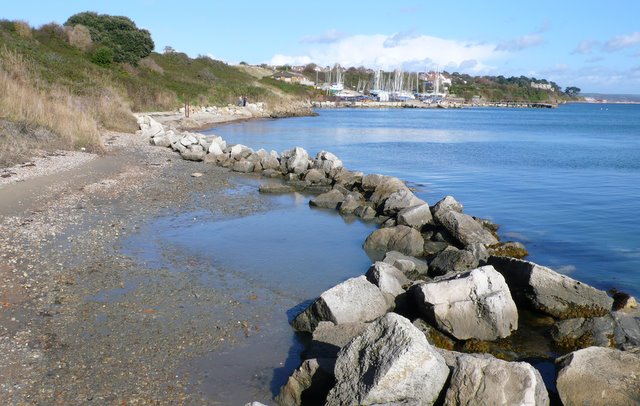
[0,46,104,165]
[65,24,93,51]
[139,56,164,74]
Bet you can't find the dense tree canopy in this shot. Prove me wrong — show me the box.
[65,12,154,65]
[565,86,581,96]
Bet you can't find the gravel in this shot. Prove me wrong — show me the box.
[0,130,279,404]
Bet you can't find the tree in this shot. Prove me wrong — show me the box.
[565,86,581,96]
[64,12,154,65]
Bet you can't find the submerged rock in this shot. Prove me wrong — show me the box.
[325,313,449,406]
[488,256,613,319]
[309,189,345,209]
[551,309,640,351]
[556,346,640,406]
[412,265,518,340]
[291,276,391,333]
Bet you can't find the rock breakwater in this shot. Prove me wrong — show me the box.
[138,115,640,405]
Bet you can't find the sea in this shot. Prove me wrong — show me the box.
[127,103,640,402]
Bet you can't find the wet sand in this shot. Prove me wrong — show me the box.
[0,130,290,403]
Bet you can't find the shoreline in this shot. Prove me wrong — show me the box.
[2,110,638,404]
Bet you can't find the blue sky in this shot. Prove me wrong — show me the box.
[4,1,640,93]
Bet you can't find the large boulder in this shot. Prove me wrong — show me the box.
[363,225,425,261]
[314,150,343,175]
[325,313,449,406]
[333,169,362,189]
[309,189,345,209]
[412,266,518,340]
[444,354,549,406]
[291,276,392,333]
[488,256,613,319]
[308,321,370,358]
[207,141,224,156]
[551,309,640,351]
[260,151,281,171]
[281,147,311,174]
[397,203,434,229]
[556,347,640,406]
[382,189,426,215]
[429,246,479,276]
[304,168,330,185]
[232,160,255,173]
[437,210,499,247]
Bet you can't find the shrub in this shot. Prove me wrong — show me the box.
[91,47,114,67]
[13,20,32,38]
[65,12,154,65]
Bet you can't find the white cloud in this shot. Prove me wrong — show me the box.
[269,33,501,72]
[572,40,599,55]
[604,32,640,52]
[301,29,346,44]
[495,34,544,52]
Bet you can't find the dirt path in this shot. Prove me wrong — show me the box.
[0,131,280,404]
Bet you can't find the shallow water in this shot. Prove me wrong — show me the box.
[208,104,640,297]
[123,179,376,403]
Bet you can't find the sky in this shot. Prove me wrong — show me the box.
[3,0,640,93]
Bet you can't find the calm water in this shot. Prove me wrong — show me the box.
[208,104,640,297]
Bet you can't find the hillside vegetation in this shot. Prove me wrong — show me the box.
[0,15,317,166]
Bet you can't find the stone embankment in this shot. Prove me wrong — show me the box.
[138,116,640,405]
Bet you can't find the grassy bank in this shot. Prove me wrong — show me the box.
[0,18,317,167]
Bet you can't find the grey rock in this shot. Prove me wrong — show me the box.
[326,313,449,406]
[229,144,252,159]
[308,321,370,358]
[304,168,330,185]
[338,192,364,215]
[333,168,362,189]
[431,195,464,221]
[207,141,224,156]
[291,276,391,333]
[363,225,425,261]
[467,243,490,264]
[361,173,389,191]
[429,246,479,276]
[232,160,255,173]
[138,115,165,138]
[551,309,640,351]
[281,146,311,174]
[412,265,518,340]
[423,241,450,257]
[309,189,345,209]
[314,150,343,175]
[383,251,429,278]
[261,169,282,178]
[209,135,227,151]
[444,354,549,406]
[152,135,172,148]
[488,256,614,319]
[258,183,294,194]
[437,210,499,247]
[365,261,410,297]
[353,205,376,221]
[556,347,640,406]
[369,177,408,208]
[260,153,280,171]
[382,189,426,215]
[180,145,206,161]
[179,133,198,147]
[397,203,434,229]
[275,358,335,406]
[304,185,332,194]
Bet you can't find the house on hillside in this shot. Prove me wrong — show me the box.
[271,71,315,86]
